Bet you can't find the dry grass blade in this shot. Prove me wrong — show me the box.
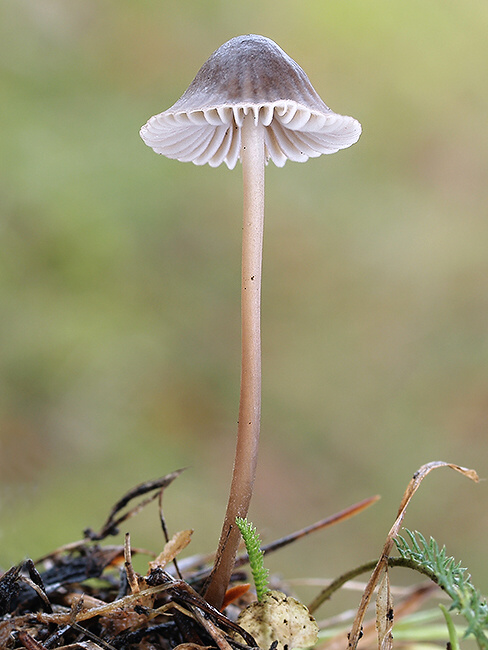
[347,461,478,650]
[375,570,393,650]
[321,582,439,650]
[173,645,214,650]
[84,469,186,541]
[34,542,128,568]
[36,583,175,625]
[192,608,235,650]
[359,582,440,650]
[19,574,51,613]
[124,533,142,595]
[17,630,48,649]
[235,495,380,569]
[53,645,104,650]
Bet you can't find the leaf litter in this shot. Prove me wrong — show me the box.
[0,462,478,650]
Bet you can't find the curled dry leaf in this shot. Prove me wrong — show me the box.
[236,590,318,650]
[149,529,194,572]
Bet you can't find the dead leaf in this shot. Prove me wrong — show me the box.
[149,529,193,572]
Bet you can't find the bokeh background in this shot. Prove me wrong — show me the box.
[1,0,487,614]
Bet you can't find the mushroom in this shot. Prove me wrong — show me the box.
[140,34,361,609]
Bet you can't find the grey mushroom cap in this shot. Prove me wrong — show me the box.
[140,34,361,169]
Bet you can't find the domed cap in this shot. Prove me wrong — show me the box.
[140,34,361,169]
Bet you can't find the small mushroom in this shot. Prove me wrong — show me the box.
[140,34,361,609]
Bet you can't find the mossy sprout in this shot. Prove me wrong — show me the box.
[235,517,269,601]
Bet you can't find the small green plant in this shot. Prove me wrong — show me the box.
[395,529,488,649]
[235,517,269,602]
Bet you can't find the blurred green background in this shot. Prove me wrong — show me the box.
[1,0,487,612]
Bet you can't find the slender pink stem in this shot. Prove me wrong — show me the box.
[204,112,265,608]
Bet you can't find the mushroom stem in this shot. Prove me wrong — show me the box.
[204,111,265,608]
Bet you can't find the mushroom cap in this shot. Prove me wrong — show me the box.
[140,34,361,169]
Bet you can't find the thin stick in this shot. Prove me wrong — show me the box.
[204,111,265,608]
[253,495,380,560]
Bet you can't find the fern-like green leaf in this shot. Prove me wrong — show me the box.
[235,517,269,602]
[395,529,488,649]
